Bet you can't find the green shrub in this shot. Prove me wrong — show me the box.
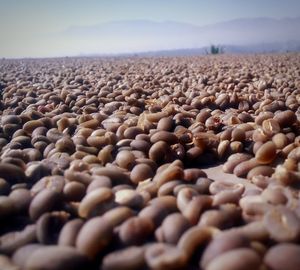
[206,45,224,55]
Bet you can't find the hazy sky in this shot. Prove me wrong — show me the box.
[1,0,300,58]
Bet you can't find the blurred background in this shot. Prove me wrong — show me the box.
[0,0,300,58]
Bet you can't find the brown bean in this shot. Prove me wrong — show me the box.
[176,187,198,212]
[102,246,146,270]
[262,118,281,136]
[55,137,75,154]
[255,141,277,164]
[0,196,16,218]
[31,175,65,196]
[177,226,217,259]
[0,254,20,270]
[150,130,178,144]
[29,189,61,221]
[157,116,174,131]
[36,212,69,244]
[183,168,207,182]
[139,203,177,228]
[119,216,154,245]
[0,163,26,185]
[182,195,212,224]
[145,243,188,270]
[58,219,84,247]
[86,176,112,192]
[153,165,184,187]
[199,204,241,229]
[209,181,243,195]
[115,150,136,169]
[212,185,244,206]
[148,141,170,164]
[263,205,300,242]
[217,140,230,159]
[0,178,10,196]
[23,120,44,135]
[76,216,113,258]
[206,248,261,270]
[223,153,252,173]
[9,188,31,213]
[195,177,213,194]
[26,162,51,183]
[261,186,287,205]
[231,128,246,142]
[25,245,90,270]
[123,126,143,139]
[255,111,274,125]
[158,180,183,196]
[264,243,300,270]
[78,187,114,218]
[239,195,271,219]
[233,158,260,177]
[91,167,131,185]
[12,244,43,268]
[130,163,154,184]
[274,110,297,128]
[0,224,36,255]
[200,230,250,268]
[130,139,151,152]
[273,165,298,185]
[115,189,145,209]
[102,206,134,227]
[252,128,270,143]
[158,213,190,244]
[287,146,300,161]
[247,165,274,180]
[63,181,86,201]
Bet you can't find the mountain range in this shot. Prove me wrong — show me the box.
[61,17,300,55]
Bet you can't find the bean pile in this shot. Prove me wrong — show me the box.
[0,53,300,270]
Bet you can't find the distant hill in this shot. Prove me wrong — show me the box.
[62,17,300,55]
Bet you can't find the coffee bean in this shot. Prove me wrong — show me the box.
[205,248,261,270]
[29,189,61,221]
[263,206,300,242]
[264,243,300,270]
[36,212,69,244]
[145,243,188,270]
[200,230,250,268]
[130,163,154,184]
[12,244,43,268]
[78,187,114,218]
[119,216,154,245]
[158,213,190,244]
[255,141,277,164]
[76,217,113,258]
[102,246,146,270]
[0,163,26,185]
[0,224,36,254]
[25,245,90,270]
